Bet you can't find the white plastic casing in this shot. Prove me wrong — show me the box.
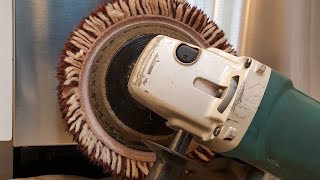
[128,36,271,152]
[0,0,13,141]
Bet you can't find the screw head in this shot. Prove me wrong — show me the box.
[223,127,238,141]
[257,65,266,74]
[216,88,223,98]
[213,126,222,137]
[244,58,252,68]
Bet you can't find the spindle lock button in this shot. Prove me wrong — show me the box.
[176,44,200,64]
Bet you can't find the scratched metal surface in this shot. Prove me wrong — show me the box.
[15,0,110,146]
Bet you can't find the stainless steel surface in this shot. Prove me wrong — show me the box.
[210,0,320,101]
[144,140,209,180]
[169,130,192,154]
[187,0,213,17]
[146,130,193,180]
[14,0,320,146]
[15,0,109,146]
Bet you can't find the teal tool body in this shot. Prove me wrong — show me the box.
[128,36,320,179]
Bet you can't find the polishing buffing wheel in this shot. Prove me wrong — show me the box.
[57,0,236,179]
[103,34,173,150]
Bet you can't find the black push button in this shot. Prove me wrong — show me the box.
[176,44,200,64]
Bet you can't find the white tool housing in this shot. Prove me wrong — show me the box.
[128,36,271,152]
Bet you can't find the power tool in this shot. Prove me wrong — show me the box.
[56,0,320,179]
[57,1,236,178]
[128,35,320,180]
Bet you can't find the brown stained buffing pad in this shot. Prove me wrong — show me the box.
[57,0,236,179]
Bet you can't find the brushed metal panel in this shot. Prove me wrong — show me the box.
[211,0,245,52]
[15,0,320,146]
[188,0,213,17]
[13,0,216,147]
[15,0,109,146]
